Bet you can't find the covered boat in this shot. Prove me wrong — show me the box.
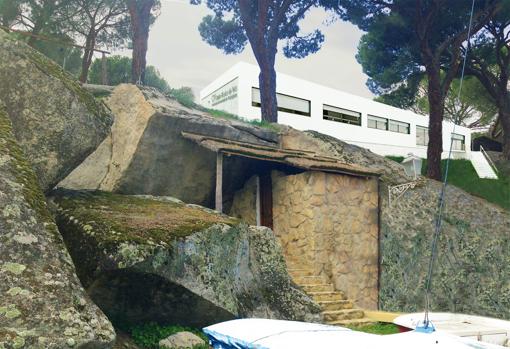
[394,313,510,347]
[203,318,506,348]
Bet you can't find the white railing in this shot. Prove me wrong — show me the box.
[388,178,425,205]
[480,145,499,175]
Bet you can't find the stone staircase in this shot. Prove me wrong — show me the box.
[288,266,373,326]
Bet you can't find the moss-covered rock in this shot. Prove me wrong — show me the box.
[0,29,113,192]
[51,189,321,328]
[0,105,115,348]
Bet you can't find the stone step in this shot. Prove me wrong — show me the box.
[287,268,315,277]
[326,318,375,327]
[301,284,334,293]
[322,309,365,322]
[308,291,346,302]
[317,300,353,311]
[292,275,325,285]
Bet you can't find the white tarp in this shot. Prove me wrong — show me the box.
[203,319,505,349]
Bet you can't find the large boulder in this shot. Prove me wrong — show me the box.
[59,84,278,207]
[0,106,115,348]
[380,179,510,319]
[0,30,113,192]
[50,190,321,328]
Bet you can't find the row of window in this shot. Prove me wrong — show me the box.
[251,88,465,150]
[252,87,311,117]
[417,126,465,150]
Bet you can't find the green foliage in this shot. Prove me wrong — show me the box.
[0,0,21,27]
[31,36,83,76]
[88,55,186,99]
[347,322,400,335]
[421,159,510,210]
[385,156,404,164]
[170,86,195,108]
[130,323,208,349]
[89,55,131,85]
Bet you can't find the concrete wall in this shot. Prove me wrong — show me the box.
[229,170,380,310]
[200,62,472,160]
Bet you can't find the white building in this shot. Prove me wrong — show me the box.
[200,62,471,159]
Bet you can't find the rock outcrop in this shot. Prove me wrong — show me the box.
[278,127,410,185]
[158,332,205,349]
[50,190,321,328]
[59,84,278,207]
[0,106,115,348]
[380,179,510,319]
[0,29,113,192]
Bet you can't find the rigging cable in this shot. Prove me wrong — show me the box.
[421,0,476,330]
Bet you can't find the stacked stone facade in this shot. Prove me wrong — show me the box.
[229,170,380,310]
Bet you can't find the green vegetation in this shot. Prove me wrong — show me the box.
[424,159,509,211]
[347,322,400,335]
[206,108,279,131]
[386,156,510,210]
[130,323,208,349]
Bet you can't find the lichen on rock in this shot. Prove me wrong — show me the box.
[51,189,321,328]
[0,105,115,348]
[380,179,510,319]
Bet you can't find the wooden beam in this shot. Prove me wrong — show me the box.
[215,152,223,213]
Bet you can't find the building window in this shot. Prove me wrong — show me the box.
[323,104,361,126]
[451,133,465,151]
[251,88,310,116]
[416,126,428,146]
[389,120,410,134]
[368,115,388,130]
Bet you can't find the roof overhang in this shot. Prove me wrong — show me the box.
[181,131,381,178]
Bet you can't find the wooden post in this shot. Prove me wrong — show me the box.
[101,52,108,85]
[215,152,223,213]
[255,175,261,226]
[259,171,273,229]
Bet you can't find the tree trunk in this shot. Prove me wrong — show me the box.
[426,70,445,181]
[79,33,95,83]
[128,0,154,85]
[258,61,278,123]
[27,21,44,47]
[499,102,510,160]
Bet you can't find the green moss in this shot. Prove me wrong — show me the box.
[0,107,56,229]
[53,190,238,248]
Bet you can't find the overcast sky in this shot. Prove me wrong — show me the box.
[116,0,374,99]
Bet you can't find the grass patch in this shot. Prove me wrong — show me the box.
[130,323,209,349]
[206,108,279,131]
[422,159,510,210]
[347,322,400,335]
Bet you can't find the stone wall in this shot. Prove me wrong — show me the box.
[230,170,380,310]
